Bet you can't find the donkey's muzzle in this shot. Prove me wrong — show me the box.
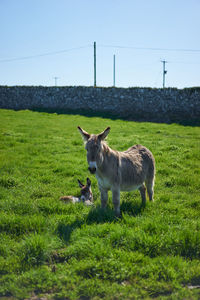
[88,167,96,174]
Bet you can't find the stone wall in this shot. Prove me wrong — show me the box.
[0,86,199,123]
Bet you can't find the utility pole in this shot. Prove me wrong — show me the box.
[54,77,59,86]
[113,54,116,87]
[161,60,167,88]
[94,41,96,87]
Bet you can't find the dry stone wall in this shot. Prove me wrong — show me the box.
[0,86,199,123]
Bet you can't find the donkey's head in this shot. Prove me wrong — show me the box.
[78,177,93,202]
[78,126,110,174]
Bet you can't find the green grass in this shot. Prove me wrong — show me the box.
[0,108,200,299]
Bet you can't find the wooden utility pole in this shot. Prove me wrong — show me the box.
[161,60,167,88]
[54,77,59,86]
[94,42,96,87]
[113,54,116,87]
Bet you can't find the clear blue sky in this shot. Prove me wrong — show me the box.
[0,0,200,88]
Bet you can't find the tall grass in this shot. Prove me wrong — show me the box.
[0,109,200,299]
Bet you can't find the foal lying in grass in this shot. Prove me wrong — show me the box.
[60,177,93,206]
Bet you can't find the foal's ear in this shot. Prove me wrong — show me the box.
[77,126,90,142]
[86,177,91,187]
[98,127,111,141]
[78,179,84,188]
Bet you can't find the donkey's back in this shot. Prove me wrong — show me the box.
[119,144,155,196]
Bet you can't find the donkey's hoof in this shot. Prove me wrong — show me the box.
[84,200,94,206]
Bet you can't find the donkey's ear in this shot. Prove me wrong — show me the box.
[78,179,84,188]
[86,177,91,187]
[98,127,110,141]
[77,126,90,142]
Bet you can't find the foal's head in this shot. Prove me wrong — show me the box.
[78,126,110,174]
[78,177,93,202]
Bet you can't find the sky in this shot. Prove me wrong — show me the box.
[0,0,200,88]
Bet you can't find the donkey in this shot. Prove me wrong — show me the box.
[78,126,155,216]
[60,177,93,206]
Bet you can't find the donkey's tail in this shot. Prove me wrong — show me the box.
[145,160,155,201]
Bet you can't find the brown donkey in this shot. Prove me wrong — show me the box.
[60,177,93,206]
[78,126,155,216]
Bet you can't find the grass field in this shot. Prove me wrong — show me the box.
[0,109,200,299]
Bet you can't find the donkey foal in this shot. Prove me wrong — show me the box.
[78,126,155,216]
[60,177,93,206]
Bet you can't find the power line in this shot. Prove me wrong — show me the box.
[1,41,200,87]
[0,45,92,63]
[1,43,200,64]
[99,44,200,53]
[167,60,200,64]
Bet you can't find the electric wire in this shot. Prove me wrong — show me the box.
[0,45,92,63]
[99,44,200,53]
[1,43,200,65]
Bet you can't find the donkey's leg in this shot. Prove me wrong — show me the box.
[145,177,154,202]
[139,184,146,206]
[100,188,108,209]
[112,188,120,217]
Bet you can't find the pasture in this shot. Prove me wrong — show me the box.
[0,109,200,299]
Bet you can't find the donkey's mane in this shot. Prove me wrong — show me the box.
[101,140,118,156]
[101,140,110,151]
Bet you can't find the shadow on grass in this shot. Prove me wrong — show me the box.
[57,200,145,243]
[57,219,84,244]
[121,200,145,216]
[31,107,200,126]
[86,206,118,224]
